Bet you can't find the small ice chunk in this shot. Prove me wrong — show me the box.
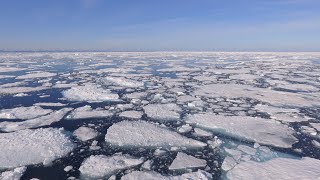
[105,121,206,149]
[0,167,27,180]
[310,123,320,132]
[237,145,256,155]
[141,160,152,170]
[119,111,143,119]
[79,154,144,179]
[177,124,192,133]
[169,152,206,171]
[62,84,119,102]
[34,102,66,107]
[143,103,181,121]
[73,127,98,141]
[227,157,320,180]
[193,128,213,137]
[64,166,73,172]
[0,128,74,169]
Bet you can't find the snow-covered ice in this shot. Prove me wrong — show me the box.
[79,154,144,179]
[143,103,181,121]
[0,167,26,180]
[105,121,206,148]
[0,128,74,169]
[66,105,113,120]
[169,152,207,171]
[185,113,298,148]
[73,127,98,141]
[121,170,212,180]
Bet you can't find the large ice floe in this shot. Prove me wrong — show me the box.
[226,157,320,180]
[62,84,119,102]
[105,121,206,148]
[143,103,181,121]
[0,167,26,180]
[0,106,53,120]
[66,105,113,120]
[0,108,72,132]
[100,77,144,88]
[185,113,298,148]
[0,128,74,169]
[79,154,144,179]
[121,170,212,180]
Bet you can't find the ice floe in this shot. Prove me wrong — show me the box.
[169,152,206,171]
[143,103,181,121]
[0,108,72,132]
[0,128,74,169]
[66,105,113,120]
[185,113,298,148]
[73,127,98,141]
[16,72,56,79]
[79,154,144,179]
[0,167,26,180]
[0,106,53,120]
[62,84,119,102]
[121,170,212,180]
[100,77,144,88]
[105,121,206,148]
[226,157,320,180]
[119,110,143,119]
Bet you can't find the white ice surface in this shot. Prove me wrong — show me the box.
[143,103,181,121]
[62,84,119,102]
[16,72,56,79]
[66,105,113,120]
[119,110,143,119]
[101,77,144,88]
[79,154,144,179]
[121,170,212,180]
[105,121,206,148]
[226,157,320,180]
[185,113,298,148]
[0,128,74,169]
[169,152,206,171]
[0,106,52,120]
[0,108,72,132]
[0,167,26,180]
[73,127,98,141]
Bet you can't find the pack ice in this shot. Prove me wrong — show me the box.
[105,121,206,148]
[121,170,212,180]
[143,103,181,121]
[0,128,74,169]
[185,113,298,148]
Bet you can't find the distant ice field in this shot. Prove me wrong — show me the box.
[0,52,320,179]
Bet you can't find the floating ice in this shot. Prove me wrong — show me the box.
[143,103,181,121]
[73,127,98,141]
[226,157,320,180]
[66,105,113,120]
[0,108,72,132]
[310,123,320,131]
[119,110,143,119]
[0,86,50,95]
[121,170,212,180]
[169,152,206,171]
[0,128,74,169]
[16,72,56,79]
[79,154,144,179]
[0,106,52,120]
[0,167,26,180]
[62,84,119,102]
[105,121,206,148]
[221,156,237,171]
[100,77,144,88]
[185,113,298,148]
[33,102,66,107]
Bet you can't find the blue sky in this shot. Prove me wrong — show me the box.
[0,0,320,51]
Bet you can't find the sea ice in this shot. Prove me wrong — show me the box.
[0,128,74,169]
[121,170,212,180]
[73,127,98,141]
[100,77,144,88]
[16,72,56,79]
[62,84,119,102]
[168,152,207,171]
[66,105,113,120]
[105,121,206,148]
[0,106,53,120]
[143,103,181,121]
[0,167,26,180]
[0,108,72,132]
[226,157,320,180]
[79,154,144,179]
[119,110,143,119]
[185,113,298,148]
